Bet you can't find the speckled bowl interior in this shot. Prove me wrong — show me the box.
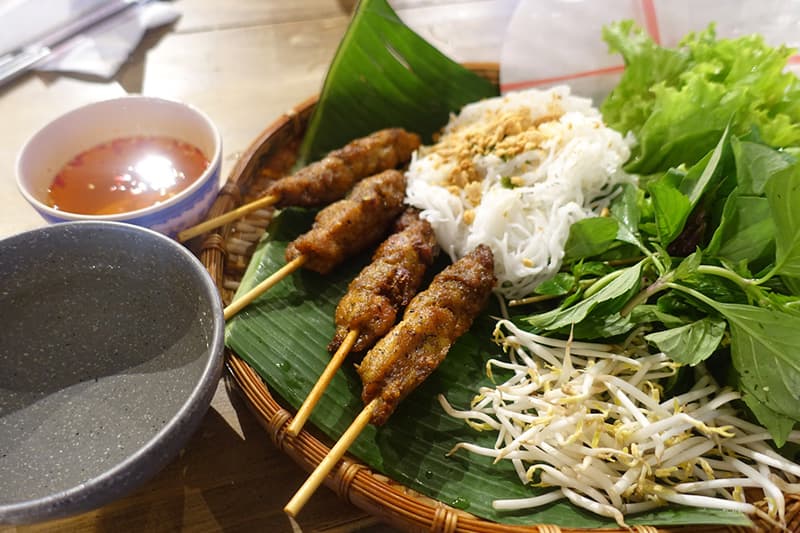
[0,222,224,524]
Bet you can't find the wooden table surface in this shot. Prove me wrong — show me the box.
[0,1,506,531]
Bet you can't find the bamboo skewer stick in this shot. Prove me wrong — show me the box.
[284,399,377,517]
[223,255,307,320]
[287,329,360,437]
[177,194,279,242]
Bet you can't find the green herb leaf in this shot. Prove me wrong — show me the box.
[524,262,643,331]
[297,0,497,163]
[563,217,619,262]
[572,261,615,279]
[678,126,731,206]
[534,272,576,296]
[673,250,702,281]
[629,304,687,328]
[731,137,795,195]
[649,178,692,246]
[706,192,775,265]
[645,317,726,366]
[681,273,748,305]
[713,302,800,427]
[610,183,643,247]
[557,312,635,340]
[766,162,800,278]
[742,393,795,447]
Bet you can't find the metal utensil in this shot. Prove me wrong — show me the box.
[0,0,149,87]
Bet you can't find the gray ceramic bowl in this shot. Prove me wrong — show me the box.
[0,221,224,524]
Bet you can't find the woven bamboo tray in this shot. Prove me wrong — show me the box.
[196,63,800,533]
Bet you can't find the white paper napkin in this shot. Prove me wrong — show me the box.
[0,0,180,80]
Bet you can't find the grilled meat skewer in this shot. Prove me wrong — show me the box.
[224,170,407,319]
[357,244,496,425]
[287,209,438,436]
[270,128,420,208]
[285,245,496,516]
[177,128,420,242]
[328,208,439,354]
[285,169,407,274]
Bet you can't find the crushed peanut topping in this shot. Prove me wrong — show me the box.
[421,96,566,203]
[463,209,476,225]
[464,182,482,206]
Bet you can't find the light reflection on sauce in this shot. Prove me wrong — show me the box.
[47,136,209,215]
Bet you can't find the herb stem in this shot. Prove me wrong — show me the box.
[696,265,765,304]
[696,265,755,287]
[620,277,670,317]
[510,278,598,307]
[665,282,719,309]
[583,269,625,299]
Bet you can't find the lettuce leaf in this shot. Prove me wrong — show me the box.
[601,21,800,174]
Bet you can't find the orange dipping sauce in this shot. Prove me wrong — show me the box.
[47,136,209,215]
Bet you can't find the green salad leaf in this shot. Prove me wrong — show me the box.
[602,21,800,174]
[524,262,643,331]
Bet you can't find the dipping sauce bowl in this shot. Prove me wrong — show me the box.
[15,96,222,236]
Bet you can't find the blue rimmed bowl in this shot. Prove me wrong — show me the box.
[15,96,222,237]
[0,221,225,524]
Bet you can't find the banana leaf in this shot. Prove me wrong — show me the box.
[225,209,750,528]
[297,0,498,164]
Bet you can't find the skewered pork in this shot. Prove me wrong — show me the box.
[270,128,420,207]
[285,170,407,274]
[357,244,496,425]
[329,209,439,354]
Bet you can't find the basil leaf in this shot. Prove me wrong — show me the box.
[678,126,731,205]
[649,179,692,246]
[707,192,775,265]
[558,313,635,340]
[610,183,643,247]
[682,274,748,305]
[657,292,702,317]
[524,262,643,331]
[673,250,702,281]
[563,217,619,262]
[766,162,800,278]
[534,272,575,296]
[572,261,614,279]
[629,304,687,328]
[713,303,800,425]
[731,137,794,195]
[742,393,795,447]
[645,317,726,366]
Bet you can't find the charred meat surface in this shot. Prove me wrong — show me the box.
[328,209,439,354]
[285,170,407,274]
[357,244,496,425]
[268,128,420,208]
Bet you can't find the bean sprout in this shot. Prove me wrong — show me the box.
[440,320,800,529]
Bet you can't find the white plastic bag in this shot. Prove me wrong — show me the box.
[500,0,800,102]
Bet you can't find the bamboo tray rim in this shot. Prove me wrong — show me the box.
[197,62,794,533]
